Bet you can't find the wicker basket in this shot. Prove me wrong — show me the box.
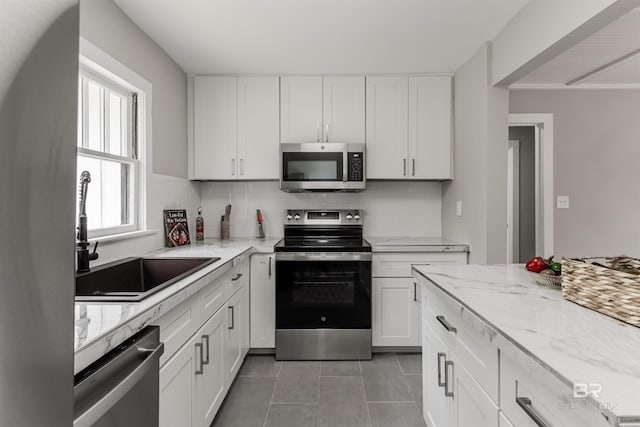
[561,256,640,327]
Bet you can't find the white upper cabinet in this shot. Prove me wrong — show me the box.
[322,76,365,143]
[280,76,323,143]
[409,76,452,180]
[366,76,409,179]
[366,75,452,180]
[193,76,237,180]
[192,76,280,180]
[237,76,280,179]
[280,76,365,143]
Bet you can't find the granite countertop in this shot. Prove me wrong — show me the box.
[366,236,469,252]
[412,264,640,424]
[74,237,280,373]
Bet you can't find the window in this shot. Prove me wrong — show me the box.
[77,66,141,237]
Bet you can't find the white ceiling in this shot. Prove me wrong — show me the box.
[514,8,640,88]
[114,0,528,75]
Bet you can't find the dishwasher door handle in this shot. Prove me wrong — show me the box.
[73,342,164,427]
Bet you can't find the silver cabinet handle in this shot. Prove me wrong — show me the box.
[444,360,454,398]
[437,352,446,387]
[516,397,550,427]
[195,342,204,375]
[325,123,329,142]
[232,273,243,281]
[268,256,272,277]
[316,124,320,142]
[202,335,210,365]
[240,158,245,175]
[228,306,235,329]
[231,158,236,176]
[413,282,417,302]
[436,315,457,334]
[403,158,407,176]
[412,159,415,176]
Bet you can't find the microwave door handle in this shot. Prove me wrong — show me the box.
[343,152,348,182]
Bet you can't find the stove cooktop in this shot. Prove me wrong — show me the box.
[274,238,371,253]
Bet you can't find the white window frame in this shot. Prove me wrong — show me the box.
[79,38,152,240]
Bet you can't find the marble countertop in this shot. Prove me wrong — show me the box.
[413,264,640,423]
[365,236,469,252]
[74,237,280,373]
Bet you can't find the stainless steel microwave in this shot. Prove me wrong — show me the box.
[280,143,365,192]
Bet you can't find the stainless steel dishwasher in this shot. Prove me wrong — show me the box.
[73,326,164,427]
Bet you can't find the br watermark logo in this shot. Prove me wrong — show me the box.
[573,383,602,399]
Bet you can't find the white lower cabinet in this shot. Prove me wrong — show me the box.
[373,252,467,347]
[423,320,451,427]
[452,359,499,427]
[224,285,249,387]
[196,307,226,427]
[158,257,250,427]
[373,278,421,346]
[499,412,515,427]
[159,332,198,427]
[250,254,275,348]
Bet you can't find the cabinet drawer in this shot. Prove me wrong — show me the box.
[199,272,227,324]
[373,252,466,277]
[228,258,249,298]
[154,294,201,367]
[423,284,499,403]
[500,352,611,427]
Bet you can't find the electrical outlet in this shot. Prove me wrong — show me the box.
[557,195,569,209]
[456,201,462,217]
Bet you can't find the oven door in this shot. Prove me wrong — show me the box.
[276,253,372,329]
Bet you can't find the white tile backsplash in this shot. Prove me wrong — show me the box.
[199,181,442,238]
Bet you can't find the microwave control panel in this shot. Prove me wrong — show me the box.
[347,152,364,181]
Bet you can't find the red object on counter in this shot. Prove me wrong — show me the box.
[526,257,547,273]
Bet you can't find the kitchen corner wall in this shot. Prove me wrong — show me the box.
[80,0,200,265]
[510,89,640,258]
[199,181,443,238]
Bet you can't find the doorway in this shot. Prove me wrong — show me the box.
[507,114,554,262]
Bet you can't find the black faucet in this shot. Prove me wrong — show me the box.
[77,171,99,273]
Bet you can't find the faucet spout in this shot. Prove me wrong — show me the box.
[77,171,98,273]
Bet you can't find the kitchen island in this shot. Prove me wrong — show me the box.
[413,264,640,427]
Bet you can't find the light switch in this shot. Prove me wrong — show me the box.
[456,201,462,217]
[557,195,569,209]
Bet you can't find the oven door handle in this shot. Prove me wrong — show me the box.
[275,252,372,262]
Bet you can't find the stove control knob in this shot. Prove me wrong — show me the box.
[346,214,353,220]
[354,214,360,220]
[286,214,293,220]
[294,214,301,220]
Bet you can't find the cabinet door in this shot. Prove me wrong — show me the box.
[237,76,280,179]
[365,76,408,179]
[250,254,275,348]
[322,76,365,143]
[193,76,237,179]
[451,358,499,427]
[240,283,250,358]
[280,76,322,143]
[422,320,451,427]
[195,307,226,427]
[372,278,421,346]
[224,288,245,387]
[408,76,452,180]
[159,333,199,427]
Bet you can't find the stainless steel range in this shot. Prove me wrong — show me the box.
[275,209,372,360]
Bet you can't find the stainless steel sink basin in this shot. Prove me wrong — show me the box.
[75,257,219,302]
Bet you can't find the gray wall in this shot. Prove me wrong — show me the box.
[442,43,509,264]
[510,90,640,258]
[508,126,536,262]
[80,0,188,178]
[0,3,78,425]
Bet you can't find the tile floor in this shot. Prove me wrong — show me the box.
[211,353,426,427]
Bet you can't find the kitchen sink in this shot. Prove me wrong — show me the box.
[75,257,219,302]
